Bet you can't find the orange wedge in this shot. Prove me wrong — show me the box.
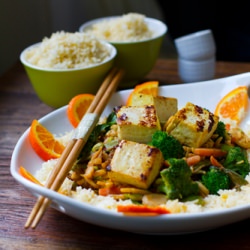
[19,166,66,194]
[19,166,43,185]
[29,119,65,161]
[214,86,249,126]
[126,81,159,106]
[67,93,95,128]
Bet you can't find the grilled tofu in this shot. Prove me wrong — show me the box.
[129,93,178,126]
[164,102,219,147]
[108,140,164,189]
[115,105,161,144]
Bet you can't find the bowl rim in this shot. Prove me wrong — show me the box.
[20,40,117,72]
[79,16,168,45]
[174,29,213,44]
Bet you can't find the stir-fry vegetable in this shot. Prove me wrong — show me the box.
[67,101,250,205]
[25,94,250,211]
[150,130,185,159]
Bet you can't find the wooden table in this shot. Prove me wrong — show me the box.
[1,59,250,249]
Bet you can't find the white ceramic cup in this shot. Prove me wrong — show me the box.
[174,29,216,61]
[178,57,215,83]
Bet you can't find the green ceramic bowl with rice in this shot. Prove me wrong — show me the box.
[20,32,117,108]
[79,13,167,88]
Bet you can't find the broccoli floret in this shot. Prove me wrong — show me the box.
[223,146,250,178]
[158,158,199,200]
[201,166,231,195]
[214,121,228,142]
[150,131,185,160]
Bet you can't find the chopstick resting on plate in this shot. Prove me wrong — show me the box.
[25,67,124,229]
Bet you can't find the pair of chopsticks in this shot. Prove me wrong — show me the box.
[25,67,124,229]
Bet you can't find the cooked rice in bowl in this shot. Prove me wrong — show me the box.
[24,31,112,69]
[83,13,154,43]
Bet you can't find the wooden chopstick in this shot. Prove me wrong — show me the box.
[25,67,124,229]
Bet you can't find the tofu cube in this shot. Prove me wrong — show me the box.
[115,105,161,144]
[129,93,178,126]
[108,140,164,189]
[164,102,219,147]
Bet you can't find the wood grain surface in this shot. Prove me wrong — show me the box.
[1,59,250,250]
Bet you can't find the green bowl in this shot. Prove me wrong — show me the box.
[20,41,117,108]
[79,16,167,88]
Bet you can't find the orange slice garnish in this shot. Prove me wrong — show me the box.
[67,93,95,128]
[29,119,65,161]
[19,166,43,185]
[126,81,159,106]
[214,86,249,126]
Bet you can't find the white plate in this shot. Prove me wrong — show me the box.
[10,73,250,235]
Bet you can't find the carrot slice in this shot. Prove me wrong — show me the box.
[185,155,201,166]
[98,186,121,196]
[117,204,170,215]
[210,156,224,170]
[193,148,227,157]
